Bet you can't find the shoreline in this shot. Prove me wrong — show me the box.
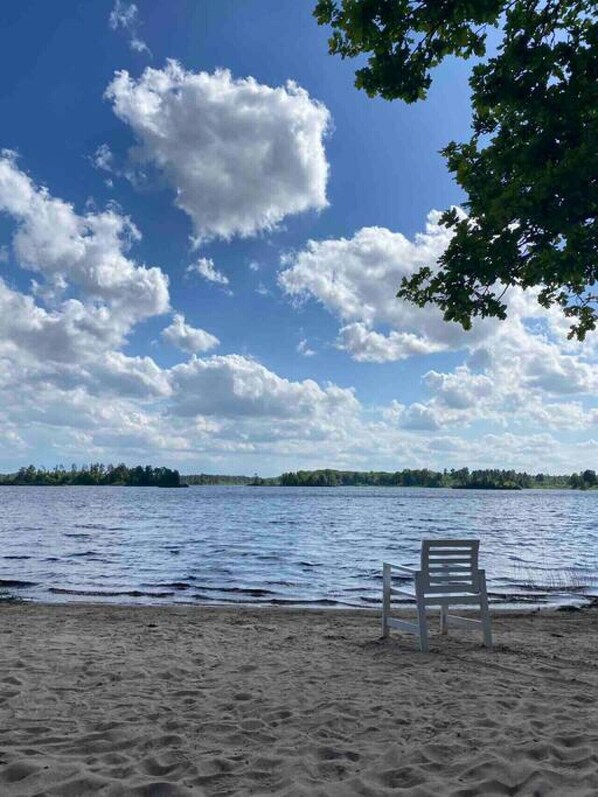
[1,598,587,612]
[1,602,597,795]
[6,599,598,620]
[2,590,597,612]
[3,595,598,615]
[3,596,597,614]
[1,482,596,490]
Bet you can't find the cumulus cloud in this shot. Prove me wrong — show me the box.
[279,208,598,444]
[522,346,598,395]
[1,155,596,473]
[337,323,446,362]
[423,367,494,410]
[187,257,229,286]
[106,61,331,242]
[279,214,451,321]
[170,355,359,419]
[0,158,372,469]
[90,352,172,399]
[279,211,583,367]
[0,279,123,363]
[385,402,440,431]
[0,156,185,457]
[0,152,169,326]
[278,212,492,360]
[162,314,220,355]
[0,153,373,470]
[389,325,598,435]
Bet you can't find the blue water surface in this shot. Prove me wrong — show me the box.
[0,486,597,607]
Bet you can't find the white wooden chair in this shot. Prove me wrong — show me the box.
[381,539,492,653]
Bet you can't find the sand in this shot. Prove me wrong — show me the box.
[0,604,597,796]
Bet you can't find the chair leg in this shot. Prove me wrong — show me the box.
[415,573,428,653]
[479,570,493,648]
[381,563,391,638]
[440,605,448,635]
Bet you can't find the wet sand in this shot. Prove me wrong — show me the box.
[0,603,597,795]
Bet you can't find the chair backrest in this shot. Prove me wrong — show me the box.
[420,539,480,593]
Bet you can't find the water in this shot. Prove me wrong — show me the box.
[0,486,597,608]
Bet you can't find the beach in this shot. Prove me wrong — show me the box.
[1,604,597,796]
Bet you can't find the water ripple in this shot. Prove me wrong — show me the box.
[0,485,596,608]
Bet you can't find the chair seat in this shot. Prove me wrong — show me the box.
[391,587,483,606]
[390,587,480,599]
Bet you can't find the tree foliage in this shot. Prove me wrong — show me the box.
[185,473,258,485]
[314,0,598,339]
[280,467,532,488]
[2,465,593,489]
[281,467,595,488]
[0,463,183,487]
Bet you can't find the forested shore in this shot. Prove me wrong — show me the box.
[2,465,594,490]
[276,468,597,490]
[0,464,183,488]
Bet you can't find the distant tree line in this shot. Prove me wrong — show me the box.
[280,468,444,487]
[568,470,598,490]
[1,465,596,490]
[279,468,598,490]
[184,473,264,486]
[0,464,182,488]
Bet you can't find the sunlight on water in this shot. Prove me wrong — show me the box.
[0,486,597,608]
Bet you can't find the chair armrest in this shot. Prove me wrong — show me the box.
[383,562,417,576]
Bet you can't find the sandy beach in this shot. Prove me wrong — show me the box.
[0,604,597,796]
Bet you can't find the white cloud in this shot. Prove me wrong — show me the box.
[389,402,440,431]
[162,314,220,355]
[130,36,151,55]
[389,326,598,434]
[0,147,371,470]
[187,257,229,286]
[423,367,494,410]
[170,355,359,420]
[109,0,137,29]
[279,214,451,324]
[106,61,331,242]
[280,211,589,370]
[337,323,446,362]
[92,143,114,173]
[0,156,185,459]
[1,155,596,474]
[94,352,172,399]
[0,279,123,363]
[108,1,151,56]
[279,208,598,446]
[297,338,316,357]
[279,212,493,361]
[523,347,598,395]
[0,159,376,470]
[0,153,169,325]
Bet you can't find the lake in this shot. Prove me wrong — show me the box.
[0,486,597,608]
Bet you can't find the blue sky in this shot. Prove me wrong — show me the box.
[0,0,596,475]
